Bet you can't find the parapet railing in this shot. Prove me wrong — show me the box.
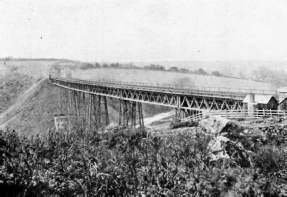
[182,109,287,122]
[50,75,278,96]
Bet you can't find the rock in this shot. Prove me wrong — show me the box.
[199,116,265,166]
[199,116,230,134]
[208,135,230,160]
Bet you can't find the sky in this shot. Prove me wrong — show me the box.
[0,0,287,62]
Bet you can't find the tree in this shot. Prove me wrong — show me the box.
[238,70,246,79]
[179,68,190,73]
[169,67,179,72]
[211,71,222,77]
[144,64,166,70]
[110,63,121,68]
[252,66,287,87]
[94,62,101,68]
[195,68,207,75]
[252,66,270,82]
[102,63,108,68]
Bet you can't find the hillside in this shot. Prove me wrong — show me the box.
[74,68,276,92]
[131,60,287,77]
[0,78,170,136]
[0,60,60,79]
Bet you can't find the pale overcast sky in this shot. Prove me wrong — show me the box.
[0,0,287,62]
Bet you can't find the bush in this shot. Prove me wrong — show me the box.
[0,127,286,196]
[170,120,198,129]
[252,145,286,175]
[80,63,96,70]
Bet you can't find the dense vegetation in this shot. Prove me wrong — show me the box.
[1,124,286,196]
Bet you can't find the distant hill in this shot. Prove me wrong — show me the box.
[75,68,276,92]
[0,59,73,79]
[126,60,287,78]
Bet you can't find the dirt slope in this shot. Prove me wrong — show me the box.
[0,79,58,136]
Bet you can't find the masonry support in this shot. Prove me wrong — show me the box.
[245,93,256,116]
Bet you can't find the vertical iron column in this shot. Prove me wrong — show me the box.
[103,96,109,126]
[176,95,181,120]
[119,99,122,125]
[138,102,144,127]
[118,100,144,128]
[97,95,101,126]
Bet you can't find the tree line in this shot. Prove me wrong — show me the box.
[80,62,231,77]
[59,61,287,87]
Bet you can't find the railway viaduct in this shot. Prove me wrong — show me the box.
[50,74,278,129]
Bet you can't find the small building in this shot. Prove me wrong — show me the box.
[277,87,287,110]
[243,94,278,110]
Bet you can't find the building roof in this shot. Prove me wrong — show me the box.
[243,94,276,104]
[278,96,287,104]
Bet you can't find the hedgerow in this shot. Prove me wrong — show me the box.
[0,127,286,196]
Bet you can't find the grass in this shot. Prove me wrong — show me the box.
[73,68,276,91]
[0,60,59,79]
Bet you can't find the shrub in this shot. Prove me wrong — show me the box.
[0,127,286,196]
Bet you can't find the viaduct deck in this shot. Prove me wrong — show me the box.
[50,76,277,114]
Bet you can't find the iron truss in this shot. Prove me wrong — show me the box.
[51,77,245,119]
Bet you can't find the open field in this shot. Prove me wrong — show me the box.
[73,68,276,92]
[0,60,277,93]
[0,60,59,79]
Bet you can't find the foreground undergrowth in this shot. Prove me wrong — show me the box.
[0,126,286,196]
